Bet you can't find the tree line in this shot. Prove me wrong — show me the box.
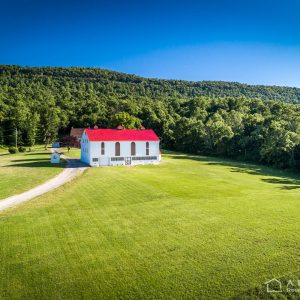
[1,65,300,169]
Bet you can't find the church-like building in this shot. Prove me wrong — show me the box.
[80,127,160,167]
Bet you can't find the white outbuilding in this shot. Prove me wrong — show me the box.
[50,152,60,163]
[80,127,160,167]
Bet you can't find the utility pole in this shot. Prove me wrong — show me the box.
[15,128,17,148]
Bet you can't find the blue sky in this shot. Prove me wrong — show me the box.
[1,0,300,86]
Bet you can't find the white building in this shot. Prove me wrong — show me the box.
[81,128,160,167]
[50,152,60,163]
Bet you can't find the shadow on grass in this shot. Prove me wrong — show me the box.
[4,157,85,169]
[23,152,52,156]
[168,153,300,190]
[11,158,49,163]
[261,178,300,190]
[0,151,50,157]
[230,270,300,299]
[4,158,65,168]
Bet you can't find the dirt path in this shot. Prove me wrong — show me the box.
[0,156,89,212]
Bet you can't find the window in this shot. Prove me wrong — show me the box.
[132,156,157,161]
[101,142,105,155]
[92,158,98,162]
[146,142,149,156]
[131,142,136,156]
[115,142,120,156]
[111,157,124,161]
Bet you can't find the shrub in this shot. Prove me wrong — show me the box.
[8,146,18,154]
[18,146,26,152]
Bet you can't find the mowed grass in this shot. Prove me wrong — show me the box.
[0,149,64,199]
[60,147,81,159]
[1,153,300,299]
[0,146,8,153]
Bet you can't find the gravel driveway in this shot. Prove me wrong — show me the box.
[0,156,89,212]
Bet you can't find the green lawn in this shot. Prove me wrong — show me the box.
[0,153,300,299]
[0,149,64,199]
[60,147,81,159]
[0,145,8,153]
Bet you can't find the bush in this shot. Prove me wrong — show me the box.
[8,146,18,154]
[18,146,26,152]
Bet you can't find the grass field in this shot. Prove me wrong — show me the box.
[1,153,300,299]
[0,149,64,199]
[60,147,81,158]
[0,146,8,153]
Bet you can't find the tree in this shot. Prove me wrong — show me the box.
[2,65,300,169]
[61,135,79,152]
[24,112,40,146]
[173,117,205,153]
[110,112,142,129]
[204,113,234,154]
[39,106,60,149]
[260,120,300,167]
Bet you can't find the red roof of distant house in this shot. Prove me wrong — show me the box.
[85,128,160,141]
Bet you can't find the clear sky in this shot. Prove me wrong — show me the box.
[1,0,300,86]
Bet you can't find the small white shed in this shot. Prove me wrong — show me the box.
[50,152,61,163]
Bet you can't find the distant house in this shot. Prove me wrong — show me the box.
[81,127,160,167]
[70,127,84,142]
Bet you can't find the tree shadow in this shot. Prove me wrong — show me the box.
[11,158,49,163]
[0,151,50,157]
[23,152,52,156]
[4,158,64,168]
[261,178,300,190]
[168,153,300,190]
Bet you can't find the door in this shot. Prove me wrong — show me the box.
[125,157,131,165]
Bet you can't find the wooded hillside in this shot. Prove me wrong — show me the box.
[1,65,300,169]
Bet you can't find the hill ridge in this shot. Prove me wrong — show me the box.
[1,64,300,103]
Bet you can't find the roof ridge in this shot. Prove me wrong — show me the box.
[84,128,160,141]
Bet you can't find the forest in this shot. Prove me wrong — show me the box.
[1,64,300,169]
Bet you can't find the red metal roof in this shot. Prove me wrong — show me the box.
[85,128,160,141]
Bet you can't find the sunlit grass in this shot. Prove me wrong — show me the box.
[0,148,64,199]
[0,153,300,299]
[60,147,81,159]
